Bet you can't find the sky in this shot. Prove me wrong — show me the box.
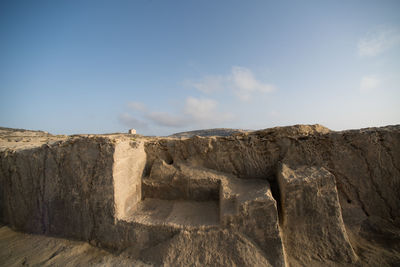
[0,0,399,135]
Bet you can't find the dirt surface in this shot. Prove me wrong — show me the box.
[125,199,219,228]
[0,225,150,267]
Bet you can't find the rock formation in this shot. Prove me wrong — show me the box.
[0,124,399,266]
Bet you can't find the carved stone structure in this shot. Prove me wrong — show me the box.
[0,125,399,266]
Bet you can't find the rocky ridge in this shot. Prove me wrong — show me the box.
[0,124,399,266]
[169,128,249,138]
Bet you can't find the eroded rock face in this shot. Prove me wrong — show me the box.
[0,125,399,266]
[141,229,275,267]
[0,137,116,241]
[113,140,146,221]
[220,177,285,267]
[278,164,356,266]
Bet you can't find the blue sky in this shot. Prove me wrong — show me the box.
[1,0,399,135]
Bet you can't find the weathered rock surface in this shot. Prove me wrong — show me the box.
[0,225,150,267]
[278,164,356,266]
[0,124,399,266]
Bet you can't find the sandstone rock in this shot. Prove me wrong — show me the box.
[0,125,399,266]
[141,229,275,267]
[278,163,357,266]
[113,140,146,221]
[220,177,285,267]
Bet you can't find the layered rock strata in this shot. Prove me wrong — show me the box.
[0,125,399,266]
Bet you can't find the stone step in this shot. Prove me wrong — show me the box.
[220,177,271,223]
[123,198,220,229]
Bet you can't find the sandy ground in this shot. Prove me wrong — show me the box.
[126,199,219,228]
[0,226,151,267]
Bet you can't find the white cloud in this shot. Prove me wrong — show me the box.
[184,66,276,101]
[184,97,217,117]
[360,75,380,92]
[182,76,225,94]
[146,111,186,127]
[120,97,233,130]
[358,27,400,57]
[230,66,276,101]
[183,97,233,125]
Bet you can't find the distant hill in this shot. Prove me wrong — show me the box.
[0,126,51,137]
[169,128,250,138]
